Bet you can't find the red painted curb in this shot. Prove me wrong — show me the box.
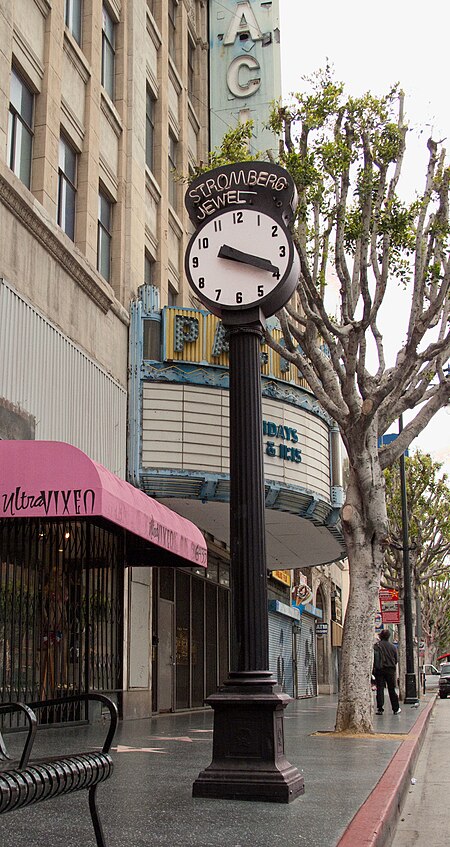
[336,698,435,847]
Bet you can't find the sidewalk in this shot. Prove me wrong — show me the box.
[0,694,436,847]
[391,698,450,846]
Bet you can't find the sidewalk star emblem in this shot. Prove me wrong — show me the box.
[113,745,168,754]
[147,736,193,742]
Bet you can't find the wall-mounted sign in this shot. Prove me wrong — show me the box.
[209,1,281,155]
[315,623,328,636]
[271,570,291,587]
[292,582,313,608]
[165,308,308,387]
[379,588,400,624]
[263,419,302,464]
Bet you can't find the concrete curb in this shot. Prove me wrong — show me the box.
[336,697,435,847]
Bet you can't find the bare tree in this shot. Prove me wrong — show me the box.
[265,69,450,731]
[421,577,450,664]
[383,452,450,690]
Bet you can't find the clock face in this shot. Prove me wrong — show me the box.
[185,209,295,314]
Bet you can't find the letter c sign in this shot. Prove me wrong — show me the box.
[227,55,261,98]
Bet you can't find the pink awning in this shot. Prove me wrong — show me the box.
[0,441,207,568]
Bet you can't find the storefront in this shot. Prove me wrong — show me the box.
[0,440,207,722]
[151,557,230,713]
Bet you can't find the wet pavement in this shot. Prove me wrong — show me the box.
[391,697,450,847]
[0,694,435,847]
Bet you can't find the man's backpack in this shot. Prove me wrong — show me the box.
[373,643,383,671]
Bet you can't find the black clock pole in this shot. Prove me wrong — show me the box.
[192,309,304,802]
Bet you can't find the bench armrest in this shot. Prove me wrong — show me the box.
[27,693,118,754]
[0,702,38,768]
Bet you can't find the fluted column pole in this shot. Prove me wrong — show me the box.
[192,309,304,802]
[227,321,270,677]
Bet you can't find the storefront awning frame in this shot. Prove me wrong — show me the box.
[0,440,207,569]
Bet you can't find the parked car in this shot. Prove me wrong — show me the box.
[423,663,441,691]
[438,663,450,699]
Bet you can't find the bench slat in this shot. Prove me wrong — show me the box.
[0,696,117,846]
[0,752,113,814]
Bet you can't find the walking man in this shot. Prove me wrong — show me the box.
[373,629,401,715]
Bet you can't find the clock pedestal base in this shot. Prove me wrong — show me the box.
[192,673,305,803]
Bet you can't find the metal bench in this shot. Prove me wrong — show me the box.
[0,693,117,847]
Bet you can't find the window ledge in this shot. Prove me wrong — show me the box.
[63,30,91,84]
[100,90,123,137]
[146,9,162,47]
[0,162,127,320]
[188,100,200,133]
[168,205,183,238]
[168,56,183,94]
[145,168,162,202]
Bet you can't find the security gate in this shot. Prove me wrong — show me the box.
[268,611,294,696]
[295,612,317,697]
[0,518,123,722]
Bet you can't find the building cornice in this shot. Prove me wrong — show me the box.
[0,166,126,319]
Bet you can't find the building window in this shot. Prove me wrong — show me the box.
[101,5,115,99]
[168,284,178,306]
[7,68,34,189]
[331,584,343,624]
[145,251,155,285]
[168,131,178,208]
[97,189,112,282]
[57,135,77,240]
[65,0,82,46]
[188,37,195,102]
[146,88,155,171]
[168,0,177,62]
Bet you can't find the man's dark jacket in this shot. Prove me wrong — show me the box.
[374,640,398,670]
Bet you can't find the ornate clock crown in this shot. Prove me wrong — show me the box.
[185,162,298,227]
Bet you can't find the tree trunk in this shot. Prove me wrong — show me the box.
[335,446,388,733]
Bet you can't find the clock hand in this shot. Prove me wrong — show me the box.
[218,244,279,275]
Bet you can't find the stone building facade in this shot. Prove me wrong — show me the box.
[0,0,211,719]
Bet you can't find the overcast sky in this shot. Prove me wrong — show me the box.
[279,0,450,473]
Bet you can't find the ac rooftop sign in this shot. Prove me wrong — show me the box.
[209,0,281,155]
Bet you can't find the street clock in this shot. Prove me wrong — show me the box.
[185,207,299,318]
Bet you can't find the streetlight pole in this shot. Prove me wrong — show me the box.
[398,415,418,703]
[192,312,304,802]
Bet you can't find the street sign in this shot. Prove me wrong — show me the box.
[379,588,400,624]
[374,612,383,632]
